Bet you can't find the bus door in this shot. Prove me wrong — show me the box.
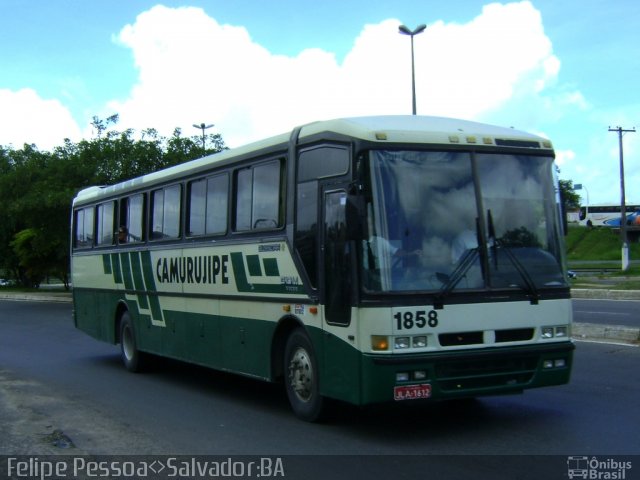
[321,188,352,326]
[320,187,363,403]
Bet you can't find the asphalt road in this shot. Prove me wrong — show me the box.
[0,300,638,479]
[572,298,640,327]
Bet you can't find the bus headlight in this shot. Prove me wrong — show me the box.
[413,336,427,348]
[394,337,410,349]
[542,327,554,339]
[541,325,570,339]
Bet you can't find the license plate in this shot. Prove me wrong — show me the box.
[394,384,432,401]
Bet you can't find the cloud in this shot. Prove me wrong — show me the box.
[2,0,594,199]
[107,2,575,147]
[0,88,82,150]
[108,5,345,146]
[555,149,575,168]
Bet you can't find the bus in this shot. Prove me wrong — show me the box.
[578,204,640,227]
[71,115,574,421]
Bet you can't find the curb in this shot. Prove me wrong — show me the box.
[571,288,640,301]
[0,293,72,303]
[572,322,640,344]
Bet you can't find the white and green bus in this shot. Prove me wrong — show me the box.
[71,115,574,421]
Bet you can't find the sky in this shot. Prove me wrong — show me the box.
[0,0,638,205]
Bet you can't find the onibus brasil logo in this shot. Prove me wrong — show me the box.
[567,456,633,479]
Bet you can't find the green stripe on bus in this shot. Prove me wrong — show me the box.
[120,252,134,291]
[110,253,123,285]
[246,255,262,276]
[138,251,162,322]
[148,293,163,324]
[140,250,157,292]
[129,252,149,310]
[230,252,251,291]
[263,258,280,277]
[230,252,302,294]
[102,254,112,275]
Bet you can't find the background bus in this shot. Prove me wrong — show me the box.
[578,204,640,227]
[71,115,574,421]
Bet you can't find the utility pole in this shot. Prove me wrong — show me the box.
[608,125,636,271]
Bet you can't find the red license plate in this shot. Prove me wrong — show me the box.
[394,384,432,401]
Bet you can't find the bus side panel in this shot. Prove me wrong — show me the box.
[72,288,119,344]
[129,297,275,380]
[218,315,273,379]
[72,254,121,344]
[319,330,363,405]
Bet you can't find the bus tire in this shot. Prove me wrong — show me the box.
[119,311,145,372]
[284,329,324,422]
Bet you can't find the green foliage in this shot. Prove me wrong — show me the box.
[0,116,227,287]
[9,228,58,288]
[559,179,581,211]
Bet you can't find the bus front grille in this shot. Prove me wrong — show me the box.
[435,355,538,391]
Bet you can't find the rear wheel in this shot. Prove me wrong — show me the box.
[119,311,146,372]
[284,328,324,422]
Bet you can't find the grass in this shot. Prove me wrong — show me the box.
[565,225,640,261]
[566,225,640,289]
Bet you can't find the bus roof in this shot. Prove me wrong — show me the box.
[303,115,550,145]
[73,115,552,205]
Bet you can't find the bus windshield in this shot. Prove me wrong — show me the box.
[360,150,567,294]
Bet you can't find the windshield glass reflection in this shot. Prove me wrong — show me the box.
[360,150,567,294]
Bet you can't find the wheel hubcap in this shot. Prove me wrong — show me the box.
[122,326,134,361]
[288,347,313,402]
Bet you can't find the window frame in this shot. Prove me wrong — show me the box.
[186,172,230,238]
[233,158,285,233]
[149,184,183,242]
[95,201,116,247]
[73,206,95,249]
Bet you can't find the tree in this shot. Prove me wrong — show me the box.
[559,179,581,211]
[0,117,227,288]
[9,228,58,288]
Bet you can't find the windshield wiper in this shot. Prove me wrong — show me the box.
[487,210,539,305]
[434,219,482,309]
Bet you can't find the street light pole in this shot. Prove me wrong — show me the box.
[398,24,427,115]
[193,122,214,151]
[608,125,636,271]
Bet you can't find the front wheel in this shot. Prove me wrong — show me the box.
[284,329,324,422]
[119,311,146,372]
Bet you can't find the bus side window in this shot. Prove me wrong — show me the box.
[206,174,229,235]
[96,201,115,246]
[188,179,207,236]
[234,160,282,231]
[120,193,145,243]
[74,207,95,248]
[150,185,181,240]
[187,173,228,237]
